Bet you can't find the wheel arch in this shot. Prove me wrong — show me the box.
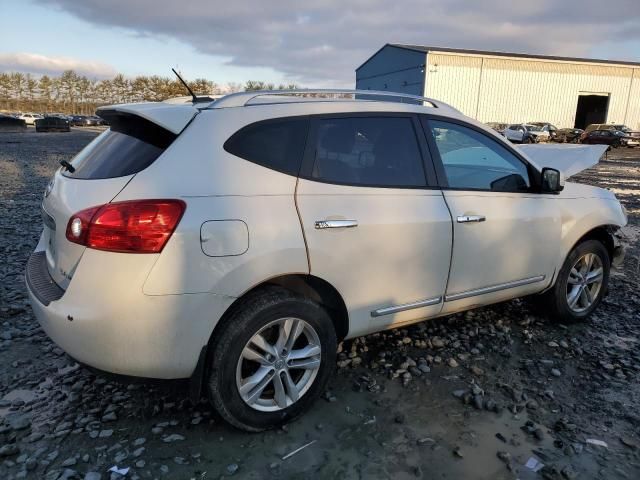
[214,273,349,344]
[189,273,349,402]
[548,224,619,289]
[190,273,349,402]
[571,224,617,262]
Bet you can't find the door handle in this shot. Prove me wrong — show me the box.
[457,215,486,223]
[315,219,358,229]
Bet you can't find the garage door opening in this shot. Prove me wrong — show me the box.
[574,93,609,129]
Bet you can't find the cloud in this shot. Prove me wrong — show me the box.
[37,0,640,86]
[0,52,117,78]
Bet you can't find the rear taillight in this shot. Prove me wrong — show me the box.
[66,199,186,253]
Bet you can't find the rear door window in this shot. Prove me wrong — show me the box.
[65,112,176,179]
[224,118,309,176]
[310,116,426,187]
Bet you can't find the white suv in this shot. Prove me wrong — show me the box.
[26,90,627,431]
[18,113,43,125]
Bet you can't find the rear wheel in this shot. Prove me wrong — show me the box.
[538,240,609,322]
[207,287,337,431]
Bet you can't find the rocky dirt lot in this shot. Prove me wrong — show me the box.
[0,130,639,480]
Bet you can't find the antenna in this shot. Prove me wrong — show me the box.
[171,68,197,103]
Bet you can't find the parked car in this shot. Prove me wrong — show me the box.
[504,124,549,143]
[35,116,70,132]
[529,122,558,141]
[68,115,88,126]
[553,128,584,143]
[609,125,640,147]
[85,115,104,126]
[26,89,627,431]
[580,129,626,148]
[0,113,27,132]
[486,122,508,135]
[581,124,639,147]
[18,113,43,125]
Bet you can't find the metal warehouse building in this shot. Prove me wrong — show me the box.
[356,44,640,130]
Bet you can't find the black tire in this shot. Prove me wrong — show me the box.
[207,287,337,432]
[538,240,610,323]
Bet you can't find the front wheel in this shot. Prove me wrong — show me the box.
[538,240,610,322]
[207,287,337,431]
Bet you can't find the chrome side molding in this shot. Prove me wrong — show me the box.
[371,296,442,317]
[445,275,546,302]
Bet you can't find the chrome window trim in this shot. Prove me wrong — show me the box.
[445,275,546,302]
[371,296,442,317]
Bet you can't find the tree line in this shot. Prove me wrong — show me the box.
[0,70,298,115]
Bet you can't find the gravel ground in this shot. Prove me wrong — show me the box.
[0,129,639,480]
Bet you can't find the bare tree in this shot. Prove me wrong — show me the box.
[10,72,25,110]
[0,70,302,114]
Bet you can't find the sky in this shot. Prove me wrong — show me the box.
[1,0,640,88]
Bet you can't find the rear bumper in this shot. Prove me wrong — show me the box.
[26,252,64,306]
[26,248,235,379]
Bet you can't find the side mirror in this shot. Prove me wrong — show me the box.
[541,167,564,193]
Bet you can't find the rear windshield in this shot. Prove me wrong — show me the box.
[63,112,177,179]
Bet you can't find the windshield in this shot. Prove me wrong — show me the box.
[525,125,543,132]
[611,125,631,132]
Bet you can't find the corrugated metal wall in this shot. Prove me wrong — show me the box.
[625,70,640,130]
[424,52,640,129]
[422,54,483,117]
[356,45,426,97]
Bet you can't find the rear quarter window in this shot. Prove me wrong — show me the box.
[223,118,309,176]
[64,112,176,180]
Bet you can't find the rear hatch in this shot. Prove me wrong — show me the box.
[40,103,197,289]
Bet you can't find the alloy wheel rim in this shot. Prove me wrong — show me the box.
[566,253,604,314]
[236,317,321,412]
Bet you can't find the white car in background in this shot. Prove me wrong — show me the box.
[26,90,627,431]
[18,113,43,125]
[504,123,550,143]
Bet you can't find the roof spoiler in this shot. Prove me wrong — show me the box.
[96,102,199,134]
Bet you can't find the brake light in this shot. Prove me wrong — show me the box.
[66,199,186,253]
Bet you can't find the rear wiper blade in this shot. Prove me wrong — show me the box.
[60,160,75,173]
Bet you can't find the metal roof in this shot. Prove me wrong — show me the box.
[356,43,640,70]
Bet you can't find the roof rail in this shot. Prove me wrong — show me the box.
[207,89,455,111]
